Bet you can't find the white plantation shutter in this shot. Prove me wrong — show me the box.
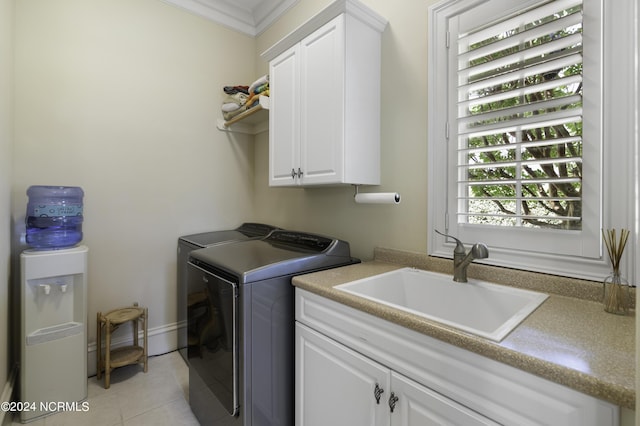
[456,0,584,229]
[429,0,638,282]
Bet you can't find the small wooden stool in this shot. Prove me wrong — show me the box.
[96,302,148,389]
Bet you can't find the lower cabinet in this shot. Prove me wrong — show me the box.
[296,323,388,426]
[295,288,620,426]
[391,371,498,425]
[296,323,498,426]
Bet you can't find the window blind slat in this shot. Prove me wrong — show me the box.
[462,177,581,186]
[465,157,583,170]
[458,12,583,64]
[459,53,583,96]
[461,136,582,154]
[459,33,582,81]
[458,75,583,110]
[456,212,582,221]
[459,196,582,202]
[458,94,582,128]
[458,109,582,137]
[458,0,583,48]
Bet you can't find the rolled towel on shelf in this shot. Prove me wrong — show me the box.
[223,92,248,105]
[254,82,269,94]
[223,85,249,95]
[248,75,269,95]
[221,92,248,117]
[222,103,241,112]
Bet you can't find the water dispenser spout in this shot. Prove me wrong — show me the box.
[40,284,51,295]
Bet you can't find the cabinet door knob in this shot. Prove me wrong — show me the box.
[388,392,399,413]
[374,383,384,404]
[297,167,304,178]
[291,168,297,179]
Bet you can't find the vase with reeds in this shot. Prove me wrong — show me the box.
[602,228,631,315]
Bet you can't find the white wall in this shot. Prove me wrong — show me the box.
[12,0,257,348]
[0,0,13,407]
[253,0,432,260]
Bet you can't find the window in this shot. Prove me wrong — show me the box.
[428,0,637,282]
[458,1,584,230]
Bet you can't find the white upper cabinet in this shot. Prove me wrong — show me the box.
[263,0,387,187]
[269,45,300,185]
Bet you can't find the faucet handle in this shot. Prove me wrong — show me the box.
[435,230,466,254]
[471,243,489,259]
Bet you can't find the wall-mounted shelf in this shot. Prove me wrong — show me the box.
[217,95,269,135]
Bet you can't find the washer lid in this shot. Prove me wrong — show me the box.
[189,230,357,283]
[179,223,279,247]
[235,222,280,237]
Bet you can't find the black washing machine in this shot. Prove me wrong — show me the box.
[186,230,360,425]
[177,223,279,361]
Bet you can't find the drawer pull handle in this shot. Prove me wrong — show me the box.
[374,383,384,404]
[388,392,399,413]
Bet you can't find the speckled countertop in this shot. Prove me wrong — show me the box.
[292,249,635,409]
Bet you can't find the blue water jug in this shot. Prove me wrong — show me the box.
[25,185,84,249]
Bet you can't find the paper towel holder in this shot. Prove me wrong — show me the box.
[353,185,401,204]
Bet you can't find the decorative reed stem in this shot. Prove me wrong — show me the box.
[602,228,629,272]
[601,228,630,314]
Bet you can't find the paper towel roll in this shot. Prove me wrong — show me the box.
[354,192,401,204]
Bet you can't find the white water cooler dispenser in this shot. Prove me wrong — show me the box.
[20,245,88,423]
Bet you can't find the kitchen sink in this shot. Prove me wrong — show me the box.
[335,267,548,342]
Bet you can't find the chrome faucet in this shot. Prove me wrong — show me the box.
[435,231,489,282]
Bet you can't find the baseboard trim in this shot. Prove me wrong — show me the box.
[1,364,18,426]
[88,322,180,377]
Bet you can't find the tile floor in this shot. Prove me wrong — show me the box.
[11,351,199,426]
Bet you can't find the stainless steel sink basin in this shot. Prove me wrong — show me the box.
[335,267,548,342]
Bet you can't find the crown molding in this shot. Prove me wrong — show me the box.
[162,0,300,36]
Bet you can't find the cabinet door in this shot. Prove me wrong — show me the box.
[296,323,389,426]
[269,44,300,186]
[390,373,499,426]
[298,15,345,185]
